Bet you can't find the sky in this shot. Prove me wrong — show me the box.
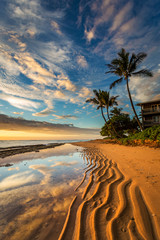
[0,0,160,140]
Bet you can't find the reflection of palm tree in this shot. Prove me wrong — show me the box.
[86,89,107,123]
[101,91,120,137]
[106,48,153,131]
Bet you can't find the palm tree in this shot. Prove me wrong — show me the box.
[105,48,153,131]
[100,91,120,137]
[86,89,107,123]
[110,107,123,116]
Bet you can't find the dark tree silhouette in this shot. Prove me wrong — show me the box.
[106,48,153,131]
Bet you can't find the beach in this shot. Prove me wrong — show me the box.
[69,140,160,240]
[0,141,160,240]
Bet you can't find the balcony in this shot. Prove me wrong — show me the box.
[142,108,160,115]
[144,120,160,126]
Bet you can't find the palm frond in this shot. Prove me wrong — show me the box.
[105,70,117,74]
[132,69,153,77]
[129,52,147,73]
[111,58,121,66]
[97,105,104,110]
[93,89,99,98]
[135,52,147,65]
[128,53,136,72]
[109,77,123,89]
[109,95,119,107]
[118,48,126,58]
[86,98,99,104]
[106,63,118,71]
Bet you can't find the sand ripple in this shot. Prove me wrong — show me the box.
[58,148,159,240]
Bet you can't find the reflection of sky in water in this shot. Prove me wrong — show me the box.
[0,144,85,240]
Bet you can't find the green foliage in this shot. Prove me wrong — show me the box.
[100,111,139,138]
[118,126,160,146]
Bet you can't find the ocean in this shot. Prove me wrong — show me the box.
[0,139,88,148]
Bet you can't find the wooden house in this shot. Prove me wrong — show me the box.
[137,99,160,128]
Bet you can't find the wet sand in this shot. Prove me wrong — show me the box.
[1,141,160,239]
[58,140,159,240]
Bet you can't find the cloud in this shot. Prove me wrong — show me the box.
[29,164,54,185]
[83,0,115,42]
[51,20,63,35]
[14,51,56,85]
[0,113,100,135]
[50,180,78,197]
[51,161,78,168]
[152,94,160,101]
[110,2,133,32]
[78,87,92,98]
[76,55,88,68]
[52,114,79,120]
[0,171,36,191]
[8,167,19,171]
[0,94,40,111]
[13,112,24,115]
[129,72,160,102]
[125,104,129,108]
[32,108,55,117]
[52,197,73,212]
[84,28,95,42]
[57,73,77,91]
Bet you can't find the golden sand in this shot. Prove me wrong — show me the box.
[57,140,160,240]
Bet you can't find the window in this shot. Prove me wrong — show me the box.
[152,105,157,112]
[153,116,160,123]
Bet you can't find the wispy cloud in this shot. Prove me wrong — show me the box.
[13,112,24,115]
[57,74,77,91]
[78,87,92,98]
[76,55,88,68]
[51,161,78,168]
[109,2,133,33]
[32,108,55,117]
[0,93,40,111]
[0,171,36,191]
[51,20,63,35]
[52,114,79,120]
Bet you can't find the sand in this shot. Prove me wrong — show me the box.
[1,141,160,239]
[57,140,160,240]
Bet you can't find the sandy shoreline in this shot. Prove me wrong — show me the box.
[0,140,160,239]
[67,140,160,239]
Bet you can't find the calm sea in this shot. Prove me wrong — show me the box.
[0,139,88,148]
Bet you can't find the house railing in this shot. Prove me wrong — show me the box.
[144,120,160,126]
[142,108,160,114]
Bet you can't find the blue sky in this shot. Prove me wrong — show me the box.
[0,0,160,139]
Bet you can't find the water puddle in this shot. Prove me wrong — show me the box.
[0,144,86,240]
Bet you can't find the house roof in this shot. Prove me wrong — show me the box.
[137,99,160,106]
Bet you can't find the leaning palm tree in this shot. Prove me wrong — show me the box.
[101,91,120,137]
[86,89,107,123]
[106,48,153,131]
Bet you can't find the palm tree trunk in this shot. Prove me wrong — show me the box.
[101,107,113,138]
[101,107,107,123]
[106,107,120,138]
[126,78,143,131]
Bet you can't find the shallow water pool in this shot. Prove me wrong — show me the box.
[0,144,86,240]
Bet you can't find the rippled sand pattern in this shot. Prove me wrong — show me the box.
[58,148,159,240]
